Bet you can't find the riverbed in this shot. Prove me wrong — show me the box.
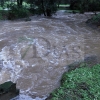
[0,11,100,99]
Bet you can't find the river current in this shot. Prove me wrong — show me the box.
[0,11,100,99]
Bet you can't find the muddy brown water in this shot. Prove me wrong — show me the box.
[0,11,100,99]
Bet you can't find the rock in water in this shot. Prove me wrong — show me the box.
[25,18,31,21]
[84,55,99,67]
[0,81,19,100]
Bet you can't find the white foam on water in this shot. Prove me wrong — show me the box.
[0,45,29,83]
[11,94,47,100]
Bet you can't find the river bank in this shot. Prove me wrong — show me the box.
[46,55,100,100]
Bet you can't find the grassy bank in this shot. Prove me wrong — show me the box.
[47,63,100,100]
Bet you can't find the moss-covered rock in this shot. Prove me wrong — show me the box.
[86,13,100,27]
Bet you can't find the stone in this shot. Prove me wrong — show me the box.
[84,55,99,67]
[25,17,31,21]
[0,81,19,100]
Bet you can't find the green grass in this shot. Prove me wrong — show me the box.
[57,4,70,10]
[59,4,70,7]
[50,64,100,100]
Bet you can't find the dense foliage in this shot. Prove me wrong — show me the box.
[0,0,57,19]
[48,64,100,100]
[0,0,100,19]
[7,3,30,20]
[70,0,100,13]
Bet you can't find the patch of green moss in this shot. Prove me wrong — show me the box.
[49,64,100,100]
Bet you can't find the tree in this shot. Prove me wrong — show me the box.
[0,0,5,7]
[17,0,23,7]
[69,0,100,13]
[33,0,57,16]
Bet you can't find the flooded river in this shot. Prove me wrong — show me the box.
[0,11,100,99]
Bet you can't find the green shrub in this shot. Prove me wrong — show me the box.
[0,10,9,20]
[8,3,30,20]
[50,64,100,100]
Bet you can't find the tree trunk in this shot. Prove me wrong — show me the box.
[20,0,23,6]
[41,0,46,16]
[17,0,20,6]
[57,0,61,8]
[17,0,23,7]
